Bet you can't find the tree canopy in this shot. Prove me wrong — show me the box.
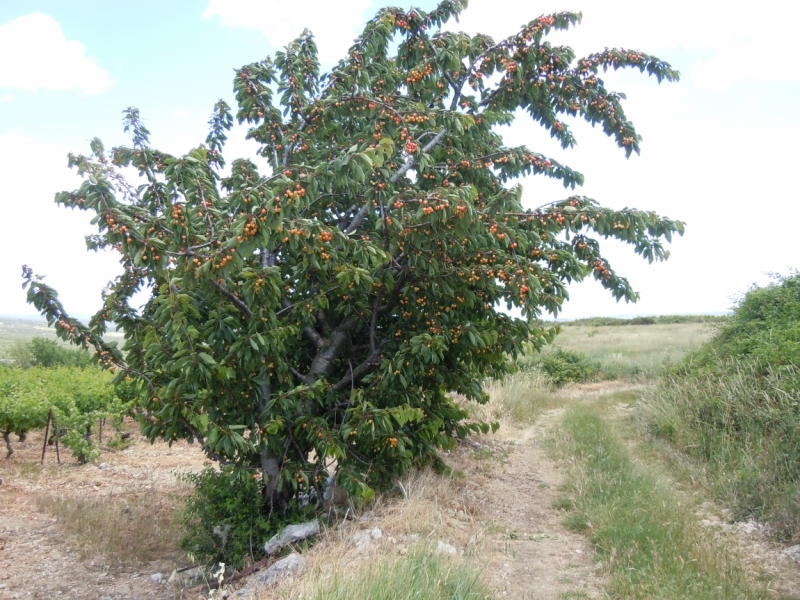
[23,0,682,507]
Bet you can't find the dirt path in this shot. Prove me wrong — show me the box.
[10,381,796,599]
[476,409,604,598]
[250,406,606,600]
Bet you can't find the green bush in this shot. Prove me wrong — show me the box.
[628,316,656,325]
[643,273,800,541]
[522,348,596,386]
[4,337,95,369]
[178,467,313,570]
[685,274,800,375]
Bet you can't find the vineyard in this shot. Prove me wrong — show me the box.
[0,339,134,462]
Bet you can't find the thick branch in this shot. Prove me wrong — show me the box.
[390,128,447,184]
[208,278,253,318]
[305,314,359,380]
[330,344,385,392]
[290,367,314,385]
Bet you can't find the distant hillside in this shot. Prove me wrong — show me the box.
[0,317,123,352]
[553,315,729,327]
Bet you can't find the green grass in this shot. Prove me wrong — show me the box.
[641,362,800,542]
[546,322,717,379]
[297,544,491,600]
[641,274,800,542]
[552,405,770,600]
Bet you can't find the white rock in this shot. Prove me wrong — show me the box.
[782,544,800,561]
[436,540,457,555]
[167,566,204,585]
[233,554,305,597]
[351,527,383,551]
[264,521,320,555]
[150,573,163,584]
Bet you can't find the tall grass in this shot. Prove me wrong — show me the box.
[471,369,555,425]
[553,406,768,599]
[641,362,800,541]
[296,544,491,600]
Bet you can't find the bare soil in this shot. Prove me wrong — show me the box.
[0,423,208,600]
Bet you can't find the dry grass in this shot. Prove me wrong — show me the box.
[253,466,490,599]
[35,488,186,566]
[461,369,556,427]
[550,322,717,378]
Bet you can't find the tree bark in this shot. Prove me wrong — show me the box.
[3,431,12,459]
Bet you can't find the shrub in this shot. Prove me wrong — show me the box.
[4,337,95,369]
[178,467,313,570]
[523,348,597,386]
[643,273,800,541]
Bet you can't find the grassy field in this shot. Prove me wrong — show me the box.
[547,321,719,378]
[0,317,61,351]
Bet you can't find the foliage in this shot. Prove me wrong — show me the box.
[3,337,94,369]
[521,347,596,386]
[0,365,129,461]
[644,273,800,541]
[178,467,312,569]
[22,1,681,509]
[685,273,800,374]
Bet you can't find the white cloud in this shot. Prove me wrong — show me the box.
[0,13,112,96]
[0,93,12,102]
[202,0,373,65]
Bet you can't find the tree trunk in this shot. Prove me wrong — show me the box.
[3,431,12,459]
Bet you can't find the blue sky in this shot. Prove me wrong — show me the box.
[1,0,798,320]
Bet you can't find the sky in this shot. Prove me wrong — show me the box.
[0,0,798,321]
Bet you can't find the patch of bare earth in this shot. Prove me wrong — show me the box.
[0,421,208,600]
[477,409,604,598]
[694,503,800,597]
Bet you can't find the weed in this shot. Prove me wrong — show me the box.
[520,348,598,386]
[551,497,574,511]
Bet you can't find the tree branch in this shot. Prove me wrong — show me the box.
[306,314,360,380]
[330,343,386,392]
[208,278,253,318]
[290,367,315,385]
[390,128,448,184]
